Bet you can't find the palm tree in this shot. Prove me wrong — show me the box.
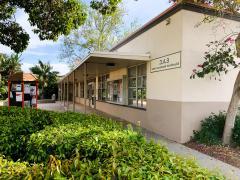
[0,53,22,80]
[30,60,59,99]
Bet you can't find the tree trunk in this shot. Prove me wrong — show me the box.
[223,71,240,145]
[41,83,44,100]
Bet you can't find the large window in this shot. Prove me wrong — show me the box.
[75,83,79,97]
[107,79,123,103]
[98,74,109,101]
[128,64,147,108]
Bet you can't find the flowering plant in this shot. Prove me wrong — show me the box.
[190,36,238,79]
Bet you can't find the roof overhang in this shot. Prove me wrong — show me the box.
[59,51,151,83]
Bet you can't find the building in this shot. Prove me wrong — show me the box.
[58,2,240,143]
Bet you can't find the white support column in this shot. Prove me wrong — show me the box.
[73,71,75,112]
[84,63,87,114]
[67,76,69,110]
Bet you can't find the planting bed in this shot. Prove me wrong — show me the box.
[0,107,223,179]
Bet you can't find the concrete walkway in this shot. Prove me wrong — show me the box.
[39,102,240,179]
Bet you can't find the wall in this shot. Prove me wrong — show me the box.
[116,11,184,142]
[109,68,127,81]
[180,10,240,142]
[96,101,147,125]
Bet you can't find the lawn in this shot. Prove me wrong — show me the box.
[0,107,223,179]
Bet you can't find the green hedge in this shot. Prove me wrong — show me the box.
[0,107,54,160]
[192,112,240,145]
[0,107,224,179]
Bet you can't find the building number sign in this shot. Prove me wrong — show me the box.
[150,52,181,73]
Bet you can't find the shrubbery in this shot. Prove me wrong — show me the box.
[0,106,223,179]
[193,111,240,145]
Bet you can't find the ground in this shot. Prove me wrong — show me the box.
[186,141,240,169]
[38,102,240,179]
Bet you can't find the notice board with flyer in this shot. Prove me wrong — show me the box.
[8,72,38,109]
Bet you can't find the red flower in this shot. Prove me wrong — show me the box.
[197,64,203,68]
[225,37,235,44]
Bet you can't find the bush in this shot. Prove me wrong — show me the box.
[0,107,224,179]
[0,107,54,160]
[193,112,226,145]
[192,112,240,146]
[232,116,240,146]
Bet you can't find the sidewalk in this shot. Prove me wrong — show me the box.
[39,102,240,179]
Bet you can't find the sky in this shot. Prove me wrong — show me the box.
[0,0,171,75]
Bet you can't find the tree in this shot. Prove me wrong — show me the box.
[30,60,59,99]
[0,53,21,80]
[0,53,21,99]
[172,0,240,145]
[59,4,139,68]
[0,0,87,53]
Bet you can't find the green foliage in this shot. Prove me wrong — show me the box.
[30,60,59,99]
[60,4,139,68]
[0,0,86,53]
[190,39,237,79]
[193,112,226,145]
[193,112,240,145]
[0,107,224,179]
[0,53,22,99]
[232,117,240,146]
[0,107,54,160]
[90,0,122,15]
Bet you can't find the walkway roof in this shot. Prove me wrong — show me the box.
[60,51,151,82]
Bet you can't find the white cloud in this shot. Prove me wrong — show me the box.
[0,9,61,54]
[22,63,69,76]
[0,45,13,54]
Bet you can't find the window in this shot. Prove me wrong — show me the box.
[75,83,79,97]
[98,74,109,101]
[128,64,147,108]
[107,79,123,103]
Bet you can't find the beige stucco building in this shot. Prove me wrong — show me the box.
[58,2,240,143]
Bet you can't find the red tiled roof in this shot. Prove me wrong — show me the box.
[8,72,38,82]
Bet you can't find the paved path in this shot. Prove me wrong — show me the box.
[39,102,240,179]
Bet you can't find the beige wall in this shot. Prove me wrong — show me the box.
[109,68,127,81]
[96,101,147,125]
[180,10,240,142]
[181,10,240,102]
[117,11,183,102]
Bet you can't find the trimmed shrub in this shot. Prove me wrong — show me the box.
[0,107,224,179]
[0,107,54,160]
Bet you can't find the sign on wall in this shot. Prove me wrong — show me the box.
[150,52,181,73]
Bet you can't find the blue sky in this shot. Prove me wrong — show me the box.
[0,0,171,75]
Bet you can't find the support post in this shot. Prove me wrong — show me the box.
[73,71,75,112]
[84,63,87,114]
[36,81,38,110]
[67,76,69,111]
[63,81,66,106]
[22,81,24,110]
